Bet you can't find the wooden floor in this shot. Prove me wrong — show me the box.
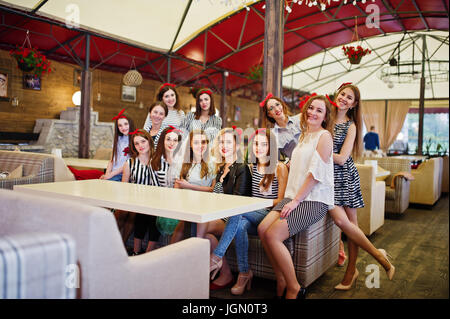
[211,194,449,299]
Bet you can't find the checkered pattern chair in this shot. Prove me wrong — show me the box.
[0,150,54,190]
[362,157,411,214]
[0,232,76,299]
[224,214,340,288]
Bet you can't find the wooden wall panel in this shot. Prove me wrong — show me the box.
[0,48,260,135]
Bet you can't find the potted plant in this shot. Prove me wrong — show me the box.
[247,64,263,81]
[10,46,52,77]
[342,45,371,64]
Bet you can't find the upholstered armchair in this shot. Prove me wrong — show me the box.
[362,157,411,215]
[410,157,443,205]
[355,164,385,235]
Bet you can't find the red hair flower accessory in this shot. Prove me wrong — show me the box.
[112,108,126,121]
[326,94,339,108]
[338,82,352,91]
[259,93,274,107]
[160,83,176,91]
[298,93,317,110]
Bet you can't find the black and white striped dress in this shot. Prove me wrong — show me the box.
[181,112,222,143]
[251,165,279,200]
[127,157,154,186]
[143,109,185,131]
[333,121,364,208]
[151,156,170,188]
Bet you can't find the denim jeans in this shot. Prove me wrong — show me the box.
[213,208,270,273]
[108,174,122,182]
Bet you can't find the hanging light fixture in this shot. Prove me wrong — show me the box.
[72,91,81,106]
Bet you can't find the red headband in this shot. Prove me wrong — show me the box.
[160,83,176,92]
[197,89,212,97]
[112,108,126,121]
[259,93,274,107]
[298,93,317,110]
[166,125,183,134]
[326,94,339,108]
[128,129,140,135]
[249,128,267,141]
[338,82,352,91]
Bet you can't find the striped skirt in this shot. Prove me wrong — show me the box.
[273,198,328,237]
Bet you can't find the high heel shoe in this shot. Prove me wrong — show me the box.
[231,270,253,295]
[334,269,359,290]
[210,254,223,280]
[378,249,395,280]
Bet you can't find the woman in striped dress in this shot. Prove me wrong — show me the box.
[121,129,160,255]
[258,95,335,299]
[145,101,168,148]
[169,129,217,242]
[180,88,222,144]
[209,128,288,295]
[328,83,395,290]
[143,83,185,130]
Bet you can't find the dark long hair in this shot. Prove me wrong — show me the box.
[112,113,135,164]
[179,130,211,180]
[194,88,216,119]
[129,129,155,166]
[299,95,333,142]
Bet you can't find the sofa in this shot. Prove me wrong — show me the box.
[0,189,209,299]
[224,214,340,288]
[361,157,411,215]
[355,164,385,236]
[410,157,443,205]
[0,232,76,299]
[0,150,75,190]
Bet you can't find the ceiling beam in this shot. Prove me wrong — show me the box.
[411,0,430,30]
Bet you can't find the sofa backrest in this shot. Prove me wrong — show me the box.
[0,150,54,180]
[0,189,128,298]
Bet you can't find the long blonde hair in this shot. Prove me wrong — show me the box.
[332,84,363,160]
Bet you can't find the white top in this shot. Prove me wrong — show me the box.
[284,129,334,209]
[112,135,130,171]
[184,162,216,187]
[143,109,185,131]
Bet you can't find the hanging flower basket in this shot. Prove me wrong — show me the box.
[10,46,52,77]
[342,45,371,65]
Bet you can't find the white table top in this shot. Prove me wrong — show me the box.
[14,179,273,223]
[63,157,109,169]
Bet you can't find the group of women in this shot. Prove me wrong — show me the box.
[101,82,396,299]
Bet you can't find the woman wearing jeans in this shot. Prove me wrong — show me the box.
[209,129,288,295]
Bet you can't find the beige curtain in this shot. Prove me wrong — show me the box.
[384,100,411,152]
[361,100,386,149]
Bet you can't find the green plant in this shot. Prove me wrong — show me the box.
[424,138,433,155]
[247,64,263,81]
[9,46,52,77]
[436,143,443,155]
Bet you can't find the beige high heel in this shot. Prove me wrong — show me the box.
[231,270,253,295]
[210,254,223,280]
[378,249,395,280]
[334,269,359,291]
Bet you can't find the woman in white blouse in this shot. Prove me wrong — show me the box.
[143,83,185,130]
[258,94,334,299]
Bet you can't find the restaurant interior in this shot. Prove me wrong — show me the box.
[0,0,448,301]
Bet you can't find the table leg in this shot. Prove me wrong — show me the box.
[190,222,197,237]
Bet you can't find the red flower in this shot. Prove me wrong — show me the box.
[123,147,130,155]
